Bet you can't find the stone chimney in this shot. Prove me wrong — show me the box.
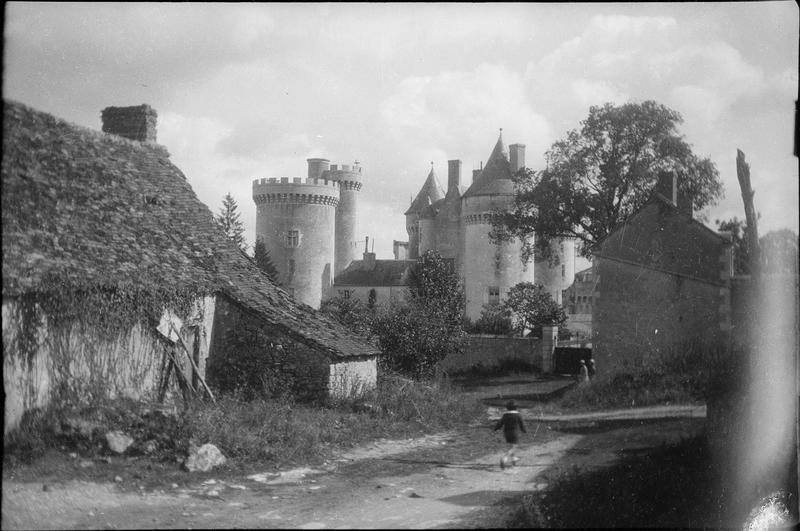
[362,236,376,270]
[447,160,461,194]
[393,240,409,260]
[509,144,526,173]
[472,168,481,183]
[101,105,158,142]
[655,171,693,218]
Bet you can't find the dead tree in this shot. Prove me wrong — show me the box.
[736,149,760,278]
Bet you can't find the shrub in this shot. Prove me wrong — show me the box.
[467,304,515,335]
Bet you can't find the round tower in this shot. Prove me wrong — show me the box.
[460,131,535,321]
[418,202,439,256]
[253,177,339,309]
[405,164,445,260]
[323,162,362,276]
[533,238,576,305]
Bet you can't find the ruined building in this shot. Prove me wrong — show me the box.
[253,159,363,308]
[404,131,576,320]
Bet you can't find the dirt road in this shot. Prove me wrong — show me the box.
[2,407,704,529]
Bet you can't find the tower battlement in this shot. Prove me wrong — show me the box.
[253,177,340,206]
[325,163,363,191]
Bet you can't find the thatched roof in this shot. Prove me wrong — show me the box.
[2,100,377,359]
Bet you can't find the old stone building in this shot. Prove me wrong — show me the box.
[253,158,363,308]
[2,101,379,433]
[562,266,596,340]
[404,131,576,321]
[592,172,734,374]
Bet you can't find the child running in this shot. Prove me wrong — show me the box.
[493,400,526,469]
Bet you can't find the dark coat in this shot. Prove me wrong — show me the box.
[494,410,526,444]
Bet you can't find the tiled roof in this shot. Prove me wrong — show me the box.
[334,259,416,287]
[405,166,445,215]
[2,100,377,359]
[463,132,515,197]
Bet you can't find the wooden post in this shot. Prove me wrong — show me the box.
[168,321,217,404]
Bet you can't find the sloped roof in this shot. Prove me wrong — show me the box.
[1,100,377,359]
[596,194,727,285]
[334,259,416,287]
[405,166,445,215]
[463,132,515,197]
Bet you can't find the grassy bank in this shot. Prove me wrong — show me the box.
[4,373,485,468]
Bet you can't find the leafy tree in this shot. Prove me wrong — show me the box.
[760,229,798,276]
[253,237,279,282]
[373,250,466,379]
[503,282,566,336]
[467,303,515,335]
[216,192,247,253]
[491,101,723,260]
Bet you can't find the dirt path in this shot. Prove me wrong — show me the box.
[2,408,704,529]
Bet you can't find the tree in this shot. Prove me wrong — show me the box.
[372,250,466,379]
[491,101,723,260]
[503,282,566,336]
[253,237,279,282]
[468,303,515,335]
[319,295,374,337]
[216,192,247,253]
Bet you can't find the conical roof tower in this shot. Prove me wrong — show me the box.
[405,163,445,215]
[463,130,514,198]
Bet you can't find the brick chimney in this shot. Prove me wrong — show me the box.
[447,159,461,194]
[509,144,526,173]
[655,171,693,218]
[101,105,158,142]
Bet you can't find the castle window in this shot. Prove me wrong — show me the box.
[340,289,351,299]
[561,264,565,278]
[488,286,500,305]
[286,230,300,247]
[288,259,295,279]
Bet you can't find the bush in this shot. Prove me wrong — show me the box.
[467,304,515,335]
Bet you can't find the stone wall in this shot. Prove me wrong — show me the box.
[209,295,333,401]
[438,334,541,372]
[329,358,377,399]
[101,105,158,142]
[593,258,726,373]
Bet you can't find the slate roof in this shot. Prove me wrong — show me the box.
[463,132,515,197]
[334,259,416,287]
[2,100,378,359]
[405,166,445,215]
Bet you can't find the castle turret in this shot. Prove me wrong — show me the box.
[405,163,445,260]
[253,176,340,309]
[461,130,534,320]
[323,161,363,276]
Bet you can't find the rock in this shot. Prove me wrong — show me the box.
[114,476,123,483]
[207,489,220,497]
[79,460,94,468]
[105,431,134,454]
[171,483,179,489]
[143,440,158,454]
[184,443,226,472]
[68,452,78,459]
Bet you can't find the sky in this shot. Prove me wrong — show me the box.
[4,2,798,259]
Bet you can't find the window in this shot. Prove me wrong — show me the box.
[286,230,299,247]
[561,264,566,278]
[340,289,351,299]
[488,286,500,305]
[288,259,295,279]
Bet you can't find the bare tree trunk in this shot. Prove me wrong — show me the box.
[736,149,760,278]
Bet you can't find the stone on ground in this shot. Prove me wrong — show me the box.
[105,431,134,454]
[185,444,227,472]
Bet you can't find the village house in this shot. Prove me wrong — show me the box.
[592,172,734,374]
[2,101,379,434]
[331,238,416,305]
[562,266,595,341]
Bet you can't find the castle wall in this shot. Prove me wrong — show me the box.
[406,214,420,260]
[433,196,462,262]
[253,178,339,309]
[418,217,436,256]
[534,238,576,304]
[461,195,534,321]
[325,165,362,276]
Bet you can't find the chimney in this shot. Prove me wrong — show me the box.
[362,237,376,270]
[101,105,158,142]
[655,171,693,218]
[472,168,481,183]
[447,160,461,193]
[307,158,330,180]
[393,240,409,260]
[509,144,526,173]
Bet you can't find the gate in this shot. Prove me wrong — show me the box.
[553,347,592,375]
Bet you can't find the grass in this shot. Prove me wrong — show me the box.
[3,372,485,468]
[511,434,728,528]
